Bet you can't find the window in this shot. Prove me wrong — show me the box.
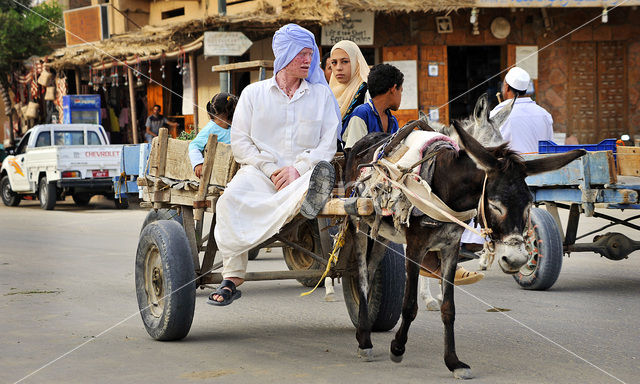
[35,132,51,147]
[87,131,101,145]
[161,7,184,19]
[16,132,31,155]
[54,131,84,146]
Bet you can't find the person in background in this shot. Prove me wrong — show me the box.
[321,52,332,83]
[188,92,238,178]
[341,63,400,150]
[144,104,178,143]
[329,40,369,141]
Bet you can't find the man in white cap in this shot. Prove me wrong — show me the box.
[461,66,554,268]
[208,24,340,306]
[490,66,553,153]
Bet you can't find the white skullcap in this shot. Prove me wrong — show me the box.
[505,67,530,92]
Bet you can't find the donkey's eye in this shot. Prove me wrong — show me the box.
[488,200,504,214]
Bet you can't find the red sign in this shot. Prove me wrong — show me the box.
[92,170,109,178]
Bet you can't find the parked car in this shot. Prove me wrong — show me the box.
[0,124,125,210]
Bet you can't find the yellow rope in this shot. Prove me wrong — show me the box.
[300,220,348,297]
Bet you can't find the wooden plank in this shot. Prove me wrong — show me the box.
[318,198,373,217]
[211,60,274,73]
[156,128,169,177]
[617,146,640,177]
[524,151,616,187]
[194,134,217,221]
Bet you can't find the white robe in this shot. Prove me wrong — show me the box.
[214,77,339,269]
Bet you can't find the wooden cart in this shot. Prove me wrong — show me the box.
[134,128,406,340]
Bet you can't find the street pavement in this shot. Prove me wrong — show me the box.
[1,197,639,384]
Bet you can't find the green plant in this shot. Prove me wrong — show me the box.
[178,130,196,141]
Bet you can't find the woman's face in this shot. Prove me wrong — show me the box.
[330,49,352,84]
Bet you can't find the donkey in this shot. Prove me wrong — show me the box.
[419,94,514,310]
[343,120,584,379]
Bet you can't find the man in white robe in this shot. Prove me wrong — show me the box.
[209,24,340,305]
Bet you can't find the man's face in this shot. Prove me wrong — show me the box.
[389,84,403,111]
[152,106,160,116]
[284,48,313,79]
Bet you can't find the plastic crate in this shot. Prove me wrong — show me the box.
[538,138,617,154]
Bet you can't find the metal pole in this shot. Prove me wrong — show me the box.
[218,0,230,93]
[189,52,198,134]
[127,67,139,144]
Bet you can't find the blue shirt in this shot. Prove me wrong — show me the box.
[341,99,399,149]
[188,121,231,169]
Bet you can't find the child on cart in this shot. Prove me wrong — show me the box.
[188,92,238,177]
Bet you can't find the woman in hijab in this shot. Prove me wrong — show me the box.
[329,40,369,138]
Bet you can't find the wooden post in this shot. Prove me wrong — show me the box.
[74,69,81,94]
[127,67,139,144]
[156,127,169,176]
[189,52,198,134]
[193,133,218,222]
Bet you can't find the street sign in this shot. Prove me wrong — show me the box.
[204,32,253,57]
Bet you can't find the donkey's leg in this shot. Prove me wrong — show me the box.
[389,245,420,363]
[419,275,442,311]
[440,250,473,379]
[353,230,374,361]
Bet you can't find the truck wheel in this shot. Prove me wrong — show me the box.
[1,175,20,206]
[38,176,56,210]
[140,209,183,234]
[283,219,325,287]
[136,220,196,340]
[114,198,129,209]
[514,208,563,290]
[343,242,405,332]
[72,193,92,206]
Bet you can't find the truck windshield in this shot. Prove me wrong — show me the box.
[54,131,84,146]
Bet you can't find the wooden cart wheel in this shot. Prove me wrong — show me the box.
[513,207,564,290]
[342,242,405,332]
[135,220,195,340]
[283,219,325,287]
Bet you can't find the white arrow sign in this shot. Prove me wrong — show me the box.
[204,31,253,57]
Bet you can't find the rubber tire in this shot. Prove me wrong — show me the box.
[135,220,196,341]
[343,242,406,332]
[1,175,20,206]
[248,248,259,260]
[114,198,129,209]
[513,208,563,290]
[140,209,183,234]
[38,176,56,210]
[283,219,326,287]
[72,193,92,206]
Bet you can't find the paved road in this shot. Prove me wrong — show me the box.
[1,197,639,384]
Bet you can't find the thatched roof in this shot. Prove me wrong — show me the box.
[340,0,474,13]
[49,0,472,69]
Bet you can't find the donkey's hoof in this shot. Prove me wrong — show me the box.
[357,348,374,362]
[324,293,336,302]
[425,298,441,311]
[389,351,403,363]
[453,368,474,380]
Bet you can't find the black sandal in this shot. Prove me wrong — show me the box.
[207,279,242,306]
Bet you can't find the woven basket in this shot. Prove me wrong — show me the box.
[44,86,55,100]
[37,69,53,86]
[25,101,39,119]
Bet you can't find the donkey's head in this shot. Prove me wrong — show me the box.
[453,121,585,273]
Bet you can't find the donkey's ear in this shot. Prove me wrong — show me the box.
[473,94,489,124]
[419,110,428,121]
[525,149,586,176]
[489,96,516,129]
[452,120,499,171]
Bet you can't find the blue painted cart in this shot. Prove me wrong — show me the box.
[113,143,151,208]
[516,150,640,290]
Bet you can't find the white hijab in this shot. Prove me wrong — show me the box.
[329,40,369,119]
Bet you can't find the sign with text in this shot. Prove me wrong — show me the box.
[63,5,108,46]
[321,11,374,46]
[204,32,253,57]
[383,60,418,110]
[516,45,538,79]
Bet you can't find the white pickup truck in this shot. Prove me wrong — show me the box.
[0,124,125,210]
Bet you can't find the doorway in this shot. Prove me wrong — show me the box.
[447,46,501,121]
